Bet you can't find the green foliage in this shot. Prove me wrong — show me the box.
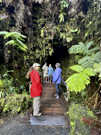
[59,0,69,23]
[69,41,101,68]
[58,23,78,43]
[69,41,96,55]
[93,63,101,80]
[0,71,26,98]
[59,13,65,23]
[68,103,96,135]
[0,31,28,52]
[0,93,32,114]
[70,65,84,72]
[60,0,69,9]
[66,65,95,92]
[0,79,3,87]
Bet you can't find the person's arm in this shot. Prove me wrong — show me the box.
[42,65,45,70]
[25,67,32,79]
[26,71,30,79]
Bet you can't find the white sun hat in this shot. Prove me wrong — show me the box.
[32,63,40,68]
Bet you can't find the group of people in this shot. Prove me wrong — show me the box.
[42,63,54,84]
[26,62,64,117]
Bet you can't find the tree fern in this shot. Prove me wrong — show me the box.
[66,65,96,92]
[70,65,84,72]
[78,51,101,68]
[69,41,94,55]
[0,31,28,52]
[69,41,100,68]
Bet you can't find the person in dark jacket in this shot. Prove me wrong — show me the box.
[52,63,62,99]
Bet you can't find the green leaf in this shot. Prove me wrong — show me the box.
[66,65,95,93]
[66,36,73,42]
[86,41,93,49]
[16,39,28,51]
[70,65,84,72]
[0,80,3,87]
[59,13,64,23]
[70,28,78,33]
[0,31,8,35]
[5,40,15,46]
[4,32,26,39]
[83,68,96,76]
[66,72,90,92]
[93,63,101,73]
[69,42,85,54]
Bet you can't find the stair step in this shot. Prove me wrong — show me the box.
[42,109,65,115]
[41,107,65,112]
[42,110,64,115]
[40,84,66,115]
[41,103,62,108]
[41,99,61,103]
[41,98,58,102]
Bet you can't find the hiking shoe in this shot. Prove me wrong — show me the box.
[54,94,57,97]
[56,95,59,99]
[33,113,42,117]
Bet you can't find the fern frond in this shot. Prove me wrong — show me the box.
[93,63,101,73]
[69,44,85,54]
[16,39,28,52]
[86,41,93,49]
[88,47,99,55]
[70,65,84,72]
[5,40,15,46]
[93,52,101,63]
[66,73,90,92]
[66,66,96,92]
[78,56,93,65]
[0,31,8,35]
[4,32,26,40]
[78,42,85,46]
[83,68,95,76]
[69,41,95,56]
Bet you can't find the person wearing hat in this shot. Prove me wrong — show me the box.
[26,63,42,116]
[52,63,62,99]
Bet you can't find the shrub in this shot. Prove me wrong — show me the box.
[68,103,96,135]
[0,93,32,114]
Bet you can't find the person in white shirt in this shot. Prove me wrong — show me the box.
[42,62,48,83]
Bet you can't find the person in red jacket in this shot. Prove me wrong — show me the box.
[26,63,42,116]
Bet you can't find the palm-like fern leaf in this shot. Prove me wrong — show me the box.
[0,31,8,35]
[0,31,27,52]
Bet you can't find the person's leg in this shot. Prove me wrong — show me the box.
[45,76,47,83]
[46,76,48,83]
[50,75,53,84]
[56,84,60,99]
[49,76,51,84]
[33,96,41,116]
